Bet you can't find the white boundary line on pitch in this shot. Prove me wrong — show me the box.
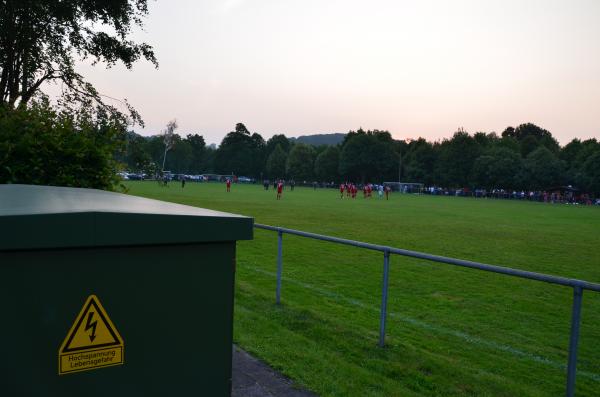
[245,265,600,383]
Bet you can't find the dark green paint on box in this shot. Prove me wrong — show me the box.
[0,184,253,396]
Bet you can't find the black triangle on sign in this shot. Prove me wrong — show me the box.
[60,295,123,353]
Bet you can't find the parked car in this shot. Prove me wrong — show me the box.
[127,173,144,181]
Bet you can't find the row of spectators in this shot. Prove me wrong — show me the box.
[424,186,599,205]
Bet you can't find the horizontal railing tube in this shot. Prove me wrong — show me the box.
[254,223,600,293]
[254,223,600,396]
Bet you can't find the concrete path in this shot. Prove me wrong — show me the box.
[232,345,318,397]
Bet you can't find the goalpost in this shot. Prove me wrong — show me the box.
[383,182,424,193]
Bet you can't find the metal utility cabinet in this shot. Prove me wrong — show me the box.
[0,184,253,396]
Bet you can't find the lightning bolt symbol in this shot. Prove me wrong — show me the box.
[85,312,98,343]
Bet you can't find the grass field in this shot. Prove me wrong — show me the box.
[125,181,600,396]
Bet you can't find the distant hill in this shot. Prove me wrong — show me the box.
[289,133,346,146]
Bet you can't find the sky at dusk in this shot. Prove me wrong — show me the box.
[66,0,600,145]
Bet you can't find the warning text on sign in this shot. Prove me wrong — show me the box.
[59,347,123,374]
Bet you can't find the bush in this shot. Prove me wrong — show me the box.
[0,100,125,190]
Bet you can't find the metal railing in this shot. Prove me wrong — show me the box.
[253,223,600,397]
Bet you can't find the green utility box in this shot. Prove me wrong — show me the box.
[0,184,253,396]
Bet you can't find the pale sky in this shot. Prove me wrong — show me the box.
[70,0,600,145]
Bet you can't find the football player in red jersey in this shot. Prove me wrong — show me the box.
[277,180,283,200]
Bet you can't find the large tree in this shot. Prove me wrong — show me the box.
[578,151,600,195]
[403,138,437,185]
[266,134,290,155]
[314,146,340,182]
[565,139,600,175]
[249,132,267,177]
[502,123,559,157]
[266,144,287,179]
[214,123,265,177]
[471,147,522,190]
[339,132,372,182]
[286,143,315,181]
[339,128,398,182]
[186,134,207,173]
[522,146,564,190]
[0,0,157,123]
[435,131,482,187]
[120,131,153,172]
[166,136,193,174]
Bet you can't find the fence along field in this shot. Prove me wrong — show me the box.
[125,181,600,396]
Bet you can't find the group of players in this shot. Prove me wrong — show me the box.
[340,183,391,200]
[225,178,391,201]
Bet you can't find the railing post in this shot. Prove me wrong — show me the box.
[276,230,283,305]
[566,286,583,397]
[379,249,391,347]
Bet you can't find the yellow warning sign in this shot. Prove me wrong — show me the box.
[58,295,124,375]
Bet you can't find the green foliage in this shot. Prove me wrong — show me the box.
[266,134,290,154]
[266,144,287,179]
[339,133,372,181]
[214,123,266,177]
[503,123,559,157]
[0,0,156,124]
[144,135,166,170]
[520,135,539,158]
[119,131,153,172]
[236,123,250,134]
[186,134,208,173]
[0,100,124,189]
[314,146,340,182]
[339,129,398,182]
[578,151,600,195]
[249,133,267,177]
[286,143,316,181]
[435,131,482,187]
[496,136,521,153]
[560,138,583,165]
[403,138,437,185]
[522,146,564,190]
[566,139,600,173]
[0,0,159,190]
[471,147,522,190]
[168,135,193,173]
[472,131,498,148]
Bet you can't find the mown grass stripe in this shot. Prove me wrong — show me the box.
[244,265,600,383]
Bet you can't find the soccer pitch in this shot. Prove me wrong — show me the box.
[125,181,600,396]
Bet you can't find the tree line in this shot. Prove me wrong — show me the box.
[120,122,600,195]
